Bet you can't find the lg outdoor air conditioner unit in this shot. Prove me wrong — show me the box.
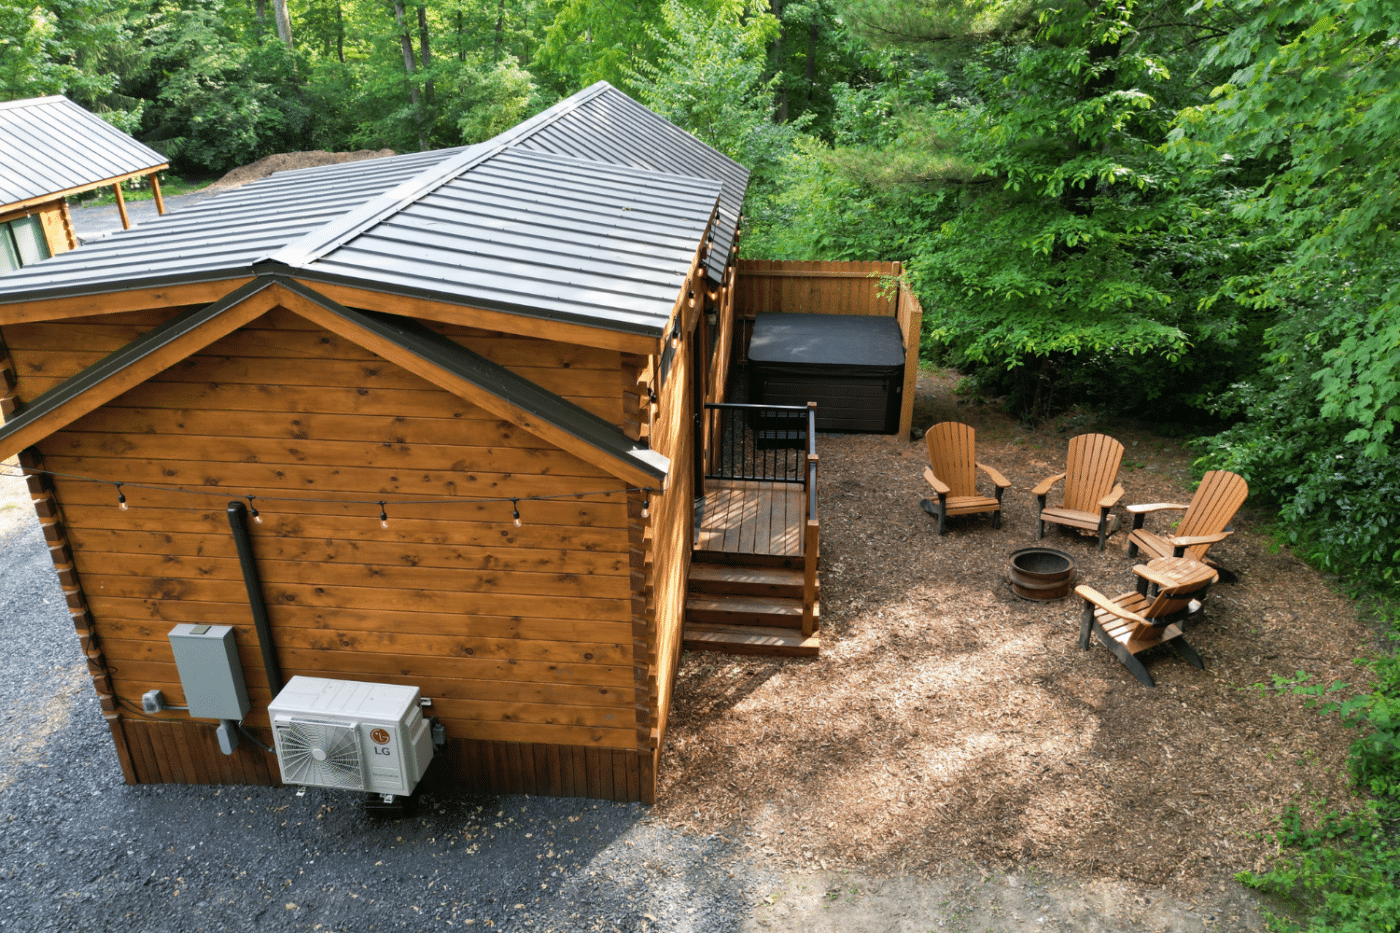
[268,676,434,798]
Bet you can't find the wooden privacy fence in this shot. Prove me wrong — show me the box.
[734,259,923,439]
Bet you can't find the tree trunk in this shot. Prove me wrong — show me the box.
[418,3,434,104]
[770,0,788,123]
[494,0,505,61]
[272,0,293,49]
[807,15,817,111]
[254,0,266,45]
[336,0,345,63]
[393,1,429,151]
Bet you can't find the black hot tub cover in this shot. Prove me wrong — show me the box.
[747,313,906,376]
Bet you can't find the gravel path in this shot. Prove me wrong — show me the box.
[0,462,1274,931]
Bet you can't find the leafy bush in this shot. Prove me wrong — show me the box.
[1241,603,1400,932]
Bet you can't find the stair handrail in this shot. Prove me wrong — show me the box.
[802,402,819,636]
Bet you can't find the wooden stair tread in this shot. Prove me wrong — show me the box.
[689,564,805,585]
[684,623,820,657]
[686,593,819,630]
[687,593,801,613]
[688,563,806,596]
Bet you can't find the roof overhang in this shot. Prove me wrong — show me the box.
[0,276,668,489]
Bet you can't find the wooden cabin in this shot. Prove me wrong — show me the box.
[0,83,750,803]
[0,84,924,802]
[0,95,169,268]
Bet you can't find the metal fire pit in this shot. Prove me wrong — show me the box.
[1008,547,1076,600]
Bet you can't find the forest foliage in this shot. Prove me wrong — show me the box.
[5,0,1400,925]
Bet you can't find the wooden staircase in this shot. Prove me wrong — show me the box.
[683,556,820,657]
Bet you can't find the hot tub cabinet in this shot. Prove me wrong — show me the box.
[748,312,906,434]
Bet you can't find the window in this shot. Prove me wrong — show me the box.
[1,215,51,273]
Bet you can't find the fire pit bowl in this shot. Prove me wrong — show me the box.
[1008,547,1076,600]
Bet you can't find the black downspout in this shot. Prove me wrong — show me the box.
[227,501,285,697]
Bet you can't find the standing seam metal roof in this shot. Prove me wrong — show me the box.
[293,148,721,335]
[0,144,720,338]
[500,84,749,285]
[0,148,466,297]
[0,96,169,208]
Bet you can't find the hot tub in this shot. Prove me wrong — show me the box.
[747,313,906,434]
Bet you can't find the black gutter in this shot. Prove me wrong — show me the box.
[226,500,284,697]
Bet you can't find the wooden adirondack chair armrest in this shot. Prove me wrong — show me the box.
[1170,531,1232,548]
[1127,501,1187,531]
[1098,483,1126,510]
[977,462,1011,489]
[1075,585,1151,626]
[1126,502,1188,515]
[1131,563,1182,592]
[1032,473,1065,498]
[923,465,951,497]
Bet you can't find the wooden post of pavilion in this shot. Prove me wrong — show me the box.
[150,174,166,215]
[112,183,130,230]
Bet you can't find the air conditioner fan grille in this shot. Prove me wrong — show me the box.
[275,719,364,790]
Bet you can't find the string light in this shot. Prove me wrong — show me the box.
[640,489,650,519]
[0,465,654,531]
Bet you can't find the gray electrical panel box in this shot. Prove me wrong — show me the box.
[167,624,251,721]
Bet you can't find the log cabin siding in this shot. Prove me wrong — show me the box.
[5,306,647,758]
[645,294,699,759]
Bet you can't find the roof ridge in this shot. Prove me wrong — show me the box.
[478,81,614,150]
[0,95,70,112]
[258,83,617,275]
[258,144,497,271]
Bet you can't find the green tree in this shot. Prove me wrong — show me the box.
[0,0,128,107]
[839,0,1250,419]
[1173,0,1400,457]
[534,0,663,94]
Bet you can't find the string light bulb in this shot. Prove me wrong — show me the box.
[378,501,389,529]
[116,482,127,511]
[640,490,650,519]
[246,495,261,523]
[511,498,521,527]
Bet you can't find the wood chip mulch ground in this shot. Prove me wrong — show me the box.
[654,367,1375,894]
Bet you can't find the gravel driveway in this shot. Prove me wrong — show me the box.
[68,189,222,241]
[0,464,1272,932]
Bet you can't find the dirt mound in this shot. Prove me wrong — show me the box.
[211,149,397,190]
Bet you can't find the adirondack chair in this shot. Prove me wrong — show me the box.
[1032,433,1125,551]
[1127,470,1248,565]
[919,421,1010,534]
[1076,556,1217,687]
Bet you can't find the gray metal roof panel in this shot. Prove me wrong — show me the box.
[0,89,736,338]
[0,96,168,207]
[502,85,748,282]
[0,148,460,302]
[300,148,719,335]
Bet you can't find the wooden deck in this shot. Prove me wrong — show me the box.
[694,479,805,557]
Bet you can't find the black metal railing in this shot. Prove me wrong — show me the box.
[703,402,811,483]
